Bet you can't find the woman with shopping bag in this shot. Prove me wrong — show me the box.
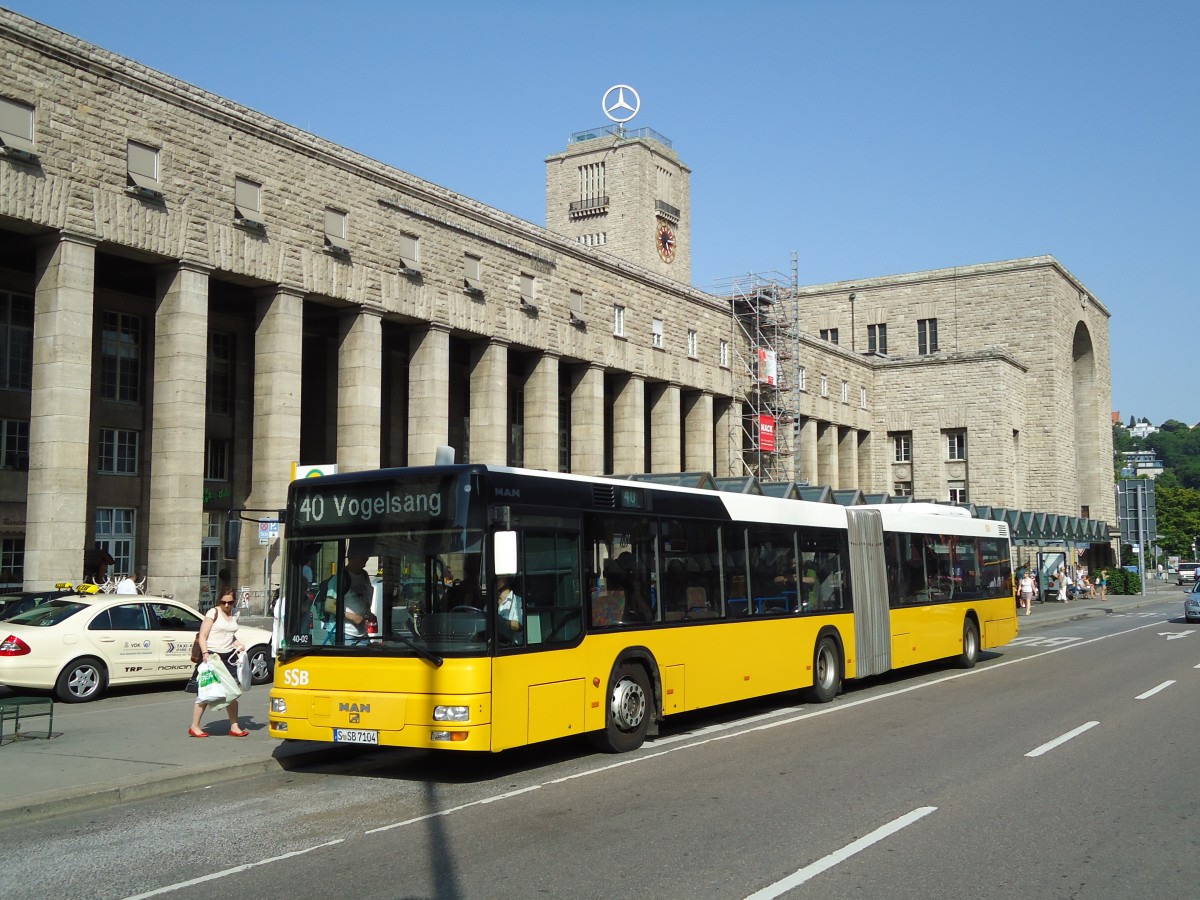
[188,585,249,737]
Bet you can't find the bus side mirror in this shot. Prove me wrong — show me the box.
[494,530,518,576]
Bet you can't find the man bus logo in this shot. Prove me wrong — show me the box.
[339,702,370,713]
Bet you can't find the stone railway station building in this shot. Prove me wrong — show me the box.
[0,10,1114,604]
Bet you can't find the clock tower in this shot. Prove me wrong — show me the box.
[546,118,691,284]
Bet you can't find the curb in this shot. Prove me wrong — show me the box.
[2,744,342,824]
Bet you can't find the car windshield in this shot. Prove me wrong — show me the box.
[7,600,88,627]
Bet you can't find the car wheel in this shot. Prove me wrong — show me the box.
[247,644,274,685]
[588,662,652,753]
[55,656,107,703]
[808,635,842,703]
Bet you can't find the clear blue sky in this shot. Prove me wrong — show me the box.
[9,0,1197,426]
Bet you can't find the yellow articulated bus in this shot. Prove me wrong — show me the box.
[269,465,1016,753]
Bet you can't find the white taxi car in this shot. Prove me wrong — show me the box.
[0,593,274,702]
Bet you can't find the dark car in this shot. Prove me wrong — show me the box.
[0,588,76,622]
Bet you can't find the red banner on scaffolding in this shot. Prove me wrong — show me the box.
[759,414,776,452]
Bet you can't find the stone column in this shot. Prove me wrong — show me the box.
[797,417,819,486]
[817,421,839,489]
[25,233,96,589]
[611,374,645,475]
[714,399,740,477]
[570,364,604,476]
[469,339,508,465]
[683,392,715,474]
[336,310,382,473]
[408,325,450,466]
[148,262,210,606]
[524,352,559,471]
[857,430,873,493]
[244,286,304,589]
[649,383,681,473]
[839,427,859,491]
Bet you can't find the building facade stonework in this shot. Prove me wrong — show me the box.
[0,10,1114,601]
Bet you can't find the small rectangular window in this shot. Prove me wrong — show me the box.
[719,340,730,368]
[464,254,483,294]
[820,375,828,397]
[797,366,806,392]
[520,273,536,305]
[894,481,913,497]
[893,432,912,463]
[651,318,663,349]
[0,419,29,470]
[841,381,849,403]
[946,429,967,461]
[860,387,867,408]
[0,96,36,154]
[204,437,230,481]
[613,305,625,337]
[918,318,939,355]
[819,328,839,345]
[398,234,420,272]
[570,289,585,315]
[0,292,34,391]
[324,208,348,252]
[98,428,140,475]
[868,323,888,354]
[1,537,24,584]
[126,140,160,190]
[234,177,262,224]
[949,482,968,503]
[687,329,698,359]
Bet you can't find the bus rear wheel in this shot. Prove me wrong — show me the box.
[956,618,980,669]
[808,636,841,703]
[590,663,651,753]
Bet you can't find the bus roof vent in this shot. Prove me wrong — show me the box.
[592,484,617,508]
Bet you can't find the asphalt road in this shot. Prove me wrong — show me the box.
[2,595,1197,900]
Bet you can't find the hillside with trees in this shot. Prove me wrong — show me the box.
[1116,418,1200,559]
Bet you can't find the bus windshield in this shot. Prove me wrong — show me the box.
[284,527,489,657]
[280,472,491,658]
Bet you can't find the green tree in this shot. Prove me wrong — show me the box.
[1153,482,1200,558]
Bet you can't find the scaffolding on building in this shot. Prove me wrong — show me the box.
[707,252,801,481]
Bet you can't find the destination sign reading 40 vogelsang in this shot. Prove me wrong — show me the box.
[294,481,451,527]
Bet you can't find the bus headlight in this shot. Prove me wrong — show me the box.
[271,698,288,714]
[433,705,469,722]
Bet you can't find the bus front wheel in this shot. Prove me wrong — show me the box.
[956,619,980,669]
[590,663,651,753]
[808,636,841,703]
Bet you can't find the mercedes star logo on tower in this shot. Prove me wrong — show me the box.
[602,84,640,124]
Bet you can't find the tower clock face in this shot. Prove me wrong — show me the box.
[656,223,676,263]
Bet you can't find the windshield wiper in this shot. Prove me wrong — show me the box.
[372,631,443,667]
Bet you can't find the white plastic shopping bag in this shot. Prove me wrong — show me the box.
[196,660,225,704]
[210,657,243,710]
[234,650,252,692]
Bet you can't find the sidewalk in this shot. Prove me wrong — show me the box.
[0,585,1184,823]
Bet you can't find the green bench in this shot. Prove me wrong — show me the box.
[0,695,55,744]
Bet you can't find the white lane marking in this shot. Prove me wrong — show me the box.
[121,839,344,899]
[1025,721,1099,757]
[1007,636,1081,647]
[742,806,938,899]
[1135,680,1176,700]
[1159,630,1195,640]
[365,784,542,834]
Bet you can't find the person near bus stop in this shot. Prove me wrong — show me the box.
[1056,566,1070,603]
[189,584,248,737]
[1017,569,1036,615]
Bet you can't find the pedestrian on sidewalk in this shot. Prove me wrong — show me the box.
[1056,566,1070,603]
[1096,570,1108,600]
[189,585,249,738]
[1018,569,1036,615]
